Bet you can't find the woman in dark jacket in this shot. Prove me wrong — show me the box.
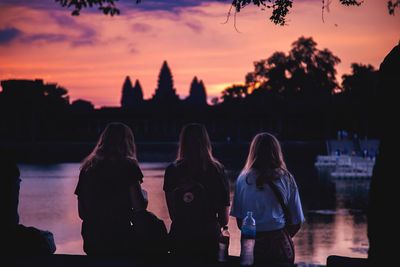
[75,122,147,255]
[163,123,230,262]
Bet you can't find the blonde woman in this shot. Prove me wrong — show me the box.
[75,122,147,255]
[230,132,305,264]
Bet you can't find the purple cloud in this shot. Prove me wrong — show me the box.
[0,0,229,13]
[0,27,21,44]
[71,27,97,47]
[1,12,98,47]
[121,0,228,12]
[20,33,68,43]
[50,13,98,46]
[184,21,203,33]
[131,23,152,33]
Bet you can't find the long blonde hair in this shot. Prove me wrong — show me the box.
[242,132,288,189]
[177,123,222,171]
[81,122,137,171]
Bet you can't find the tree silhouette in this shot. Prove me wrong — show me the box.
[245,36,341,100]
[388,0,400,14]
[246,51,289,95]
[0,79,70,142]
[56,0,399,25]
[221,84,248,103]
[290,37,341,97]
[342,63,378,97]
[71,99,94,111]
[0,79,69,109]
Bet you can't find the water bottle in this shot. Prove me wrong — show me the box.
[218,225,230,262]
[240,211,256,266]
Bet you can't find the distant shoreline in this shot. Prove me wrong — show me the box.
[1,141,325,176]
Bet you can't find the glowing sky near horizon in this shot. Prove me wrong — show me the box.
[0,0,399,107]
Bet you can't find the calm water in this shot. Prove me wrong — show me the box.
[18,163,369,265]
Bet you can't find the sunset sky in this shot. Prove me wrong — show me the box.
[0,0,399,107]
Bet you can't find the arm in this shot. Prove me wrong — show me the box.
[163,165,177,221]
[77,197,85,220]
[165,191,176,221]
[217,206,230,227]
[216,166,230,227]
[286,175,305,237]
[129,181,147,212]
[286,223,301,237]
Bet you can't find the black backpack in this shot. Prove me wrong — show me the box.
[172,176,209,225]
[130,210,168,258]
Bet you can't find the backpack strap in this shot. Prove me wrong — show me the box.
[266,179,292,226]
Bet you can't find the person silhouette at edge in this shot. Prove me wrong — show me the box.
[1,148,56,256]
[367,43,399,266]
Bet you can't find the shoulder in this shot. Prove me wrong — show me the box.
[165,161,180,173]
[239,169,256,181]
[235,170,252,188]
[164,161,182,181]
[166,159,194,174]
[122,158,143,180]
[120,157,139,167]
[79,166,92,179]
[163,162,180,191]
[80,157,106,174]
[278,171,297,190]
[208,161,225,177]
[114,158,141,173]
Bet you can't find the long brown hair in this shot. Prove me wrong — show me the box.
[176,123,222,171]
[242,132,288,189]
[81,122,137,171]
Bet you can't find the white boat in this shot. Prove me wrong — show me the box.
[314,155,351,168]
[315,154,375,179]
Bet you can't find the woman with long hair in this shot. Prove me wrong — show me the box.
[75,122,147,255]
[230,132,305,264]
[163,123,230,262]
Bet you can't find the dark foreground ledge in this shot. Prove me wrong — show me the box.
[13,254,297,267]
[327,256,368,267]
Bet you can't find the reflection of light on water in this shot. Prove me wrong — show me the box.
[18,163,369,264]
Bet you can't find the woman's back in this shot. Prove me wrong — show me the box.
[164,160,230,261]
[77,159,142,221]
[163,123,230,261]
[75,159,143,254]
[164,160,229,223]
[231,170,304,232]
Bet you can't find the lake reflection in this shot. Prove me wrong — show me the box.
[18,163,369,265]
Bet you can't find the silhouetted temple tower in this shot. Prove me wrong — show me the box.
[186,76,207,106]
[152,61,179,104]
[133,79,144,102]
[121,76,143,108]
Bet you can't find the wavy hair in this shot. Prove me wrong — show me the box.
[81,122,137,171]
[177,123,222,171]
[242,132,288,189]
